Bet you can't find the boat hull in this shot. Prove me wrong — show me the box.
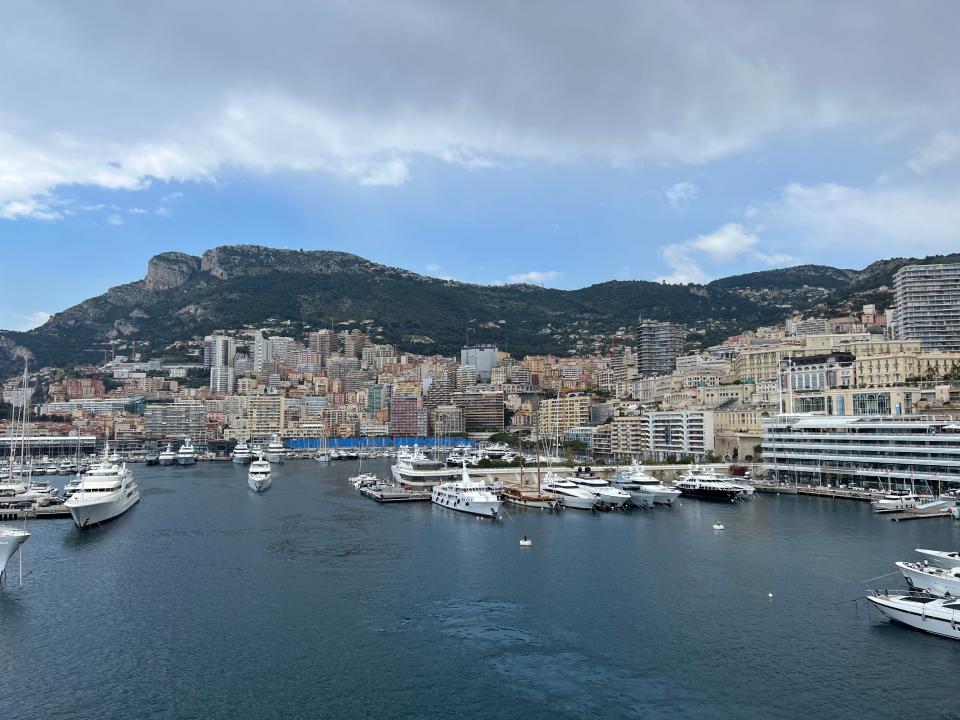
[232,455,251,465]
[248,475,271,492]
[555,493,597,510]
[868,595,960,640]
[265,453,285,465]
[66,489,140,529]
[898,562,960,597]
[677,487,740,502]
[176,457,196,466]
[0,530,29,577]
[158,458,176,466]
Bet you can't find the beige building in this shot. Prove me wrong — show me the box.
[538,394,591,436]
[224,394,285,441]
[855,352,960,387]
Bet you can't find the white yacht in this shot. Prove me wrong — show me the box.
[868,591,960,640]
[248,454,272,492]
[265,435,285,464]
[176,439,196,466]
[158,443,177,466]
[541,474,598,510]
[570,476,632,508]
[897,561,960,597]
[0,526,29,580]
[615,460,682,506]
[64,450,140,528]
[915,548,960,569]
[674,467,742,502]
[431,465,501,518]
[232,440,252,465]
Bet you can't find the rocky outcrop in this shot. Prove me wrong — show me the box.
[145,252,201,291]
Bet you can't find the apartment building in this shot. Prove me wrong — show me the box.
[894,263,960,351]
[538,393,591,437]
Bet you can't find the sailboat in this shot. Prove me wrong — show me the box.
[314,432,331,463]
[501,429,560,510]
[348,444,378,488]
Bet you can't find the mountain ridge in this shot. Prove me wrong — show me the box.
[0,244,956,377]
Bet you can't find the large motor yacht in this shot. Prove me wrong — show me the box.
[431,464,501,518]
[674,466,742,502]
[614,460,682,506]
[176,439,197,466]
[64,449,141,528]
[540,474,599,510]
[247,454,272,492]
[232,440,252,465]
[265,435,286,464]
[158,443,177,466]
[570,475,632,508]
[0,526,29,580]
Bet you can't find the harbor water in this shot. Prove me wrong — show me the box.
[3,460,960,719]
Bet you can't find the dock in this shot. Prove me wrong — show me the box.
[0,505,72,521]
[360,486,431,503]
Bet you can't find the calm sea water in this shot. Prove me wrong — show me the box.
[3,460,960,720]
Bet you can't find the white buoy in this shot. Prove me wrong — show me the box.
[768,593,774,598]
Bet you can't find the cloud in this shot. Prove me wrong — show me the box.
[664,181,698,212]
[0,309,51,331]
[0,197,63,221]
[908,132,960,173]
[507,270,562,285]
[2,2,959,218]
[761,180,960,258]
[657,223,792,284]
[357,157,410,186]
[107,214,124,226]
[128,207,148,214]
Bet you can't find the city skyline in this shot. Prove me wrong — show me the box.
[4,2,960,329]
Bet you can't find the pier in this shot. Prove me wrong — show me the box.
[0,505,72,521]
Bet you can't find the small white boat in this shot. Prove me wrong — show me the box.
[519,536,532,547]
[713,523,725,530]
[897,561,960,597]
[868,592,960,640]
[872,492,924,514]
[248,454,272,492]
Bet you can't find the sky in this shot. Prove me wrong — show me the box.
[3,1,960,331]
